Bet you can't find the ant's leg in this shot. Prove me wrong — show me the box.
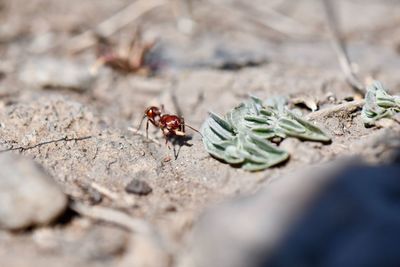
[161,127,169,145]
[163,130,171,149]
[161,104,165,113]
[164,135,169,145]
[181,117,185,133]
[173,145,178,160]
[138,115,146,130]
[146,119,149,139]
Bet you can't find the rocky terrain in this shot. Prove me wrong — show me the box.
[0,0,400,266]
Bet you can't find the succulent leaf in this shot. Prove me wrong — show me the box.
[281,111,331,142]
[202,96,330,171]
[361,80,400,126]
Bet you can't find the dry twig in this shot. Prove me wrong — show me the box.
[306,100,365,120]
[322,0,365,93]
[0,136,92,153]
[70,201,172,266]
[205,0,314,38]
[90,182,136,206]
[70,201,151,233]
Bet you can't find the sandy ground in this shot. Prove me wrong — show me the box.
[0,0,400,266]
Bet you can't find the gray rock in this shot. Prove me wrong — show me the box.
[0,154,67,230]
[125,179,152,196]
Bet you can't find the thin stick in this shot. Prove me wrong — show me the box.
[128,127,161,146]
[90,182,136,206]
[69,202,171,265]
[90,182,119,200]
[233,0,314,38]
[70,201,152,234]
[74,180,136,207]
[0,136,92,153]
[306,100,365,120]
[63,0,167,53]
[322,0,365,93]
[205,0,313,38]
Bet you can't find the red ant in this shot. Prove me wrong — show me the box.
[138,106,201,146]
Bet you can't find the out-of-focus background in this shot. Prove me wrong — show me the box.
[0,0,400,266]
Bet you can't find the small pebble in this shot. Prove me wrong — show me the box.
[325,92,336,102]
[87,187,103,204]
[164,205,177,212]
[125,179,152,196]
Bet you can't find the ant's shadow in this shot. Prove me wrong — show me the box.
[169,135,193,160]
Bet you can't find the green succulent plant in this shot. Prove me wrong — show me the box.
[362,81,400,126]
[202,96,331,171]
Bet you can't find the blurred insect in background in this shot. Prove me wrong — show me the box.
[91,29,158,75]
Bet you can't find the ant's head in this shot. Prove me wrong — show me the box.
[145,106,162,119]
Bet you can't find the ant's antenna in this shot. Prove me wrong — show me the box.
[185,124,203,138]
[137,114,147,130]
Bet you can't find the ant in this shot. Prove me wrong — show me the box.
[138,106,201,146]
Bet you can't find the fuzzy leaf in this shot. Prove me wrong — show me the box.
[361,80,400,126]
[224,145,245,164]
[277,117,306,134]
[280,111,331,142]
[202,95,330,171]
[207,113,235,140]
[259,108,275,117]
[244,115,271,124]
[226,104,249,130]
[242,161,277,171]
[208,112,234,132]
[251,126,276,139]
[202,112,288,171]
[203,139,226,160]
